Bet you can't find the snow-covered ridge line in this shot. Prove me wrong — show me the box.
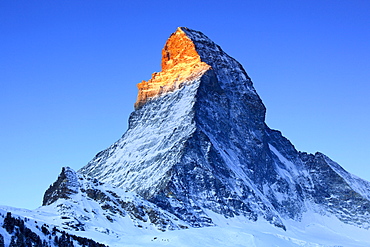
[2,205,370,247]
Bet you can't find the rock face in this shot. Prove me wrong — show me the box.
[43,167,80,206]
[78,27,370,230]
[44,167,188,232]
[135,27,210,109]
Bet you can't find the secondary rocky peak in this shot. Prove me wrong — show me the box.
[43,167,79,206]
[135,27,210,109]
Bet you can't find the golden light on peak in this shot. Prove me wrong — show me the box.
[134,28,210,109]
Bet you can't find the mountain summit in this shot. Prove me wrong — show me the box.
[135,27,210,109]
[79,27,370,230]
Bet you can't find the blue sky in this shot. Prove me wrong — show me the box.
[1,0,369,209]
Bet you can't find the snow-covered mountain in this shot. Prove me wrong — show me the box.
[80,27,370,230]
[1,27,370,246]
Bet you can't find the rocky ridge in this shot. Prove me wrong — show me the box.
[43,167,189,232]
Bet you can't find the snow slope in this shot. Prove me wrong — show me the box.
[2,204,370,247]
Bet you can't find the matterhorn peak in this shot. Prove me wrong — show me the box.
[79,27,370,232]
[135,27,211,109]
[134,27,258,110]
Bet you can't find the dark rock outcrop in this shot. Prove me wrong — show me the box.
[43,167,79,206]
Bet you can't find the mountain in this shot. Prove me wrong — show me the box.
[80,27,370,230]
[1,27,370,246]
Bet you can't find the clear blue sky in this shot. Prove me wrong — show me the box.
[1,0,369,209]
